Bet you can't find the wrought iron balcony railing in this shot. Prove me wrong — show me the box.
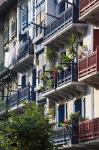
[7,83,33,110]
[51,127,72,146]
[51,122,79,147]
[17,38,33,61]
[44,6,79,41]
[43,62,78,94]
[11,38,33,65]
[57,63,78,87]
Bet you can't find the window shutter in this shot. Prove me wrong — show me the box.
[74,99,82,115]
[58,104,64,124]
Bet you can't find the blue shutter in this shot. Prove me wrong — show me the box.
[75,0,79,6]
[58,104,64,124]
[32,68,36,101]
[74,99,82,115]
[21,4,28,30]
[59,2,65,14]
[22,75,26,88]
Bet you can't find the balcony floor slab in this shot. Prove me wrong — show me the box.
[10,54,33,73]
[42,82,86,101]
[79,72,99,89]
[80,1,99,26]
[44,23,87,47]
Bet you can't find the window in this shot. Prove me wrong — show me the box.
[59,1,65,14]
[74,99,82,116]
[21,2,28,30]
[38,70,42,84]
[58,104,65,126]
[21,75,26,88]
[36,10,45,36]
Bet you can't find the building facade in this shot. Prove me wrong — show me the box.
[0,0,99,149]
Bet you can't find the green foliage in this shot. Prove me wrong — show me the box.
[40,72,49,81]
[69,112,80,123]
[62,55,72,63]
[47,79,54,87]
[46,47,57,63]
[0,103,56,150]
[65,32,79,58]
[56,65,63,71]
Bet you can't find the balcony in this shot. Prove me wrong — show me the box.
[78,47,99,89]
[7,84,33,110]
[51,127,72,147]
[42,62,86,100]
[35,42,44,53]
[0,0,17,17]
[44,6,86,46]
[79,118,99,144]
[10,38,34,73]
[51,125,79,148]
[80,0,99,26]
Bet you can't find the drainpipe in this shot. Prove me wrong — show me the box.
[91,87,94,119]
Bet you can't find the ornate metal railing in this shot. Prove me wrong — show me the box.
[11,38,33,65]
[44,6,79,41]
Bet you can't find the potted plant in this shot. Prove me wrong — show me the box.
[61,55,72,70]
[69,112,80,124]
[47,79,54,88]
[56,65,63,72]
[40,86,45,92]
[40,72,49,81]
[46,47,58,63]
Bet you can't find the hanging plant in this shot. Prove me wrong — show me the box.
[46,47,58,63]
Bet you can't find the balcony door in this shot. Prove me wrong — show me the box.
[93,29,99,51]
[58,104,65,125]
[74,99,82,116]
[21,75,26,88]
